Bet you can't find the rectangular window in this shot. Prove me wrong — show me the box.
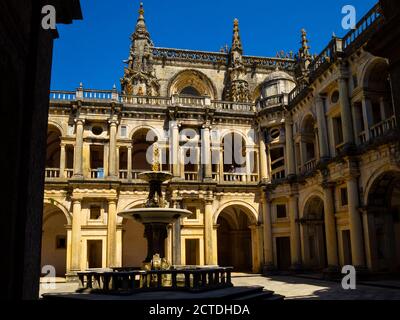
[187,207,198,220]
[340,188,348,206]
[276,204,287,219]
[90,206,101,220]
[56,235,66,249]
[333,116,344,146]
[68,125,75,136]
[185,239,200,266]
[121,126,127,137]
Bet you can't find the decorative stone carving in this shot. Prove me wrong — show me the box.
[120,3,160,97]
[224,19,251,103]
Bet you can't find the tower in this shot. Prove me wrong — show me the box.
[224,19,251,103]
[120,2,160,96]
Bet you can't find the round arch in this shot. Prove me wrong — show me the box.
[128,125,162,142]
[47,121,64,136]
[300,112,317,133]
[360,57,389,89]
[214,200,258,225]
[300,191,324,217]
[168,69,218,99]
[363,165,400,205]
[43,199,72,225]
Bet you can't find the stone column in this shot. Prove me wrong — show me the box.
[107,199,117,267]
[323,184,339,269]
[219,148,224,182]
[127,146,132,179]
[173,219,182,265]
[59,143,66,178]
[108,120,118,178]
[261,195,274,270]
[259,131,269,183]
[361,96,373,141]
[285,116,296,177]
[315,96,330,160]
[201,125,212,181]
[204,197,214,265]
[338,66,355,146]
[73,119,85,178]
[171,122,180,179]
[347,177,366,267]
[288,195,301,268]
[70,199,82,272]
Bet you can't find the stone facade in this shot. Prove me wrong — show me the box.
[43,3,400,279]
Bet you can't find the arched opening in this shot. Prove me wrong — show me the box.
[46,126,62,177]
[169,70,216,99]
[222,133,247,182]
[122,204,148,268]
[217,206,254,272]
[180,86,201,96]
[301,196,327,270]
[360,60,395,140]
[367,171,400,272]
[300,115,317,173]
[130,128,164,177]
[41,204,68,277]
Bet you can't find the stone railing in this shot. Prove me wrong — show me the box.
[288,3,383,106]
[213,101,255,112]
[45,168,60,178]
[173,95,209,107]
[370,116,397,139]
[258,94,287,110]
[184,172,200,181]
[303,159,317,174]
[222,173,258,184]
[152,47,295,71]
[77,267,233,294]
[50,91,76,101]
[121,95,171,106]
[342,3,383,53]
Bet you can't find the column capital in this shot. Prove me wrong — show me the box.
[108,119,119,126]
[71,198,82,204]
[314,94,326,104]
[107,198,118,205]
[74,118,85,125]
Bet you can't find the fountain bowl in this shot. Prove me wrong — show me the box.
[138,171,173,183]
[119,207,192,224]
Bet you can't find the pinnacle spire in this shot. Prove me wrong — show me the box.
[299,29,311,59]
[132,2,150,41]
[231,18,243,53]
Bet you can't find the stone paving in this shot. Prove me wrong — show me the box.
[39,274,400,300]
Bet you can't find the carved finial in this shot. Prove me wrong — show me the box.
[139,2,144,17]
[300,28,311,59]
[132,2,150,41]
[231,18,243,53]
[152,143,160,172]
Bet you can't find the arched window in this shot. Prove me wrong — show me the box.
[180,86,201,96]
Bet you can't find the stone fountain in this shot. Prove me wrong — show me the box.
[118,144,192,269]
[43,144,284,300]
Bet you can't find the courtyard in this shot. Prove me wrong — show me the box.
[39,273,400,300]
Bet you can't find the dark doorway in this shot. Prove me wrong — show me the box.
[87,240,102,269]
[276,237,291,271]
[342,230,352,266]
[185,239,200,266]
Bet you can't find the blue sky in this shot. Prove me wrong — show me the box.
[51,0,377,91]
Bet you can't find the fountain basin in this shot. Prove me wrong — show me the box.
[119,208,192,224]
[138,171,173,183]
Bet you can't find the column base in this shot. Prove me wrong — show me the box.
[203,177,216,183]
[287,174,297,184]
[289,263,303,273]
[323,265,341,280]
[262,263,277,276]
[353,265,372,281]
[65,271,80,283]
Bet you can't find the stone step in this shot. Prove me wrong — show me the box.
[234,290,284,301]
